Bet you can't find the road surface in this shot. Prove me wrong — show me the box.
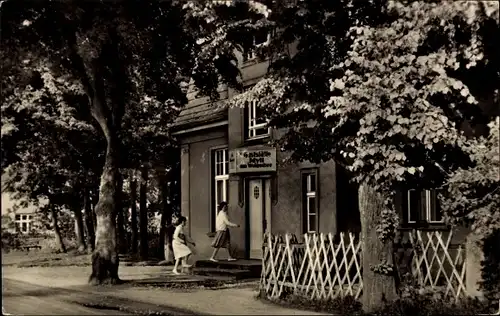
[2,278,131,315]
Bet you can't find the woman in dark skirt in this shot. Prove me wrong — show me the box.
[210,201,240,262]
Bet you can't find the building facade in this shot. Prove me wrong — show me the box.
[171,44,473,263]
[172,51,355,260]
[1,193,43,234]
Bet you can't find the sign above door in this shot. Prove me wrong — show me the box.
[229,147,277,174]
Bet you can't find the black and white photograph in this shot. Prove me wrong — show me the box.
[1,0,499,315]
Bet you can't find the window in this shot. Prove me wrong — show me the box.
[405,189,443,225]
[243,30,270,62]
[212,148,229,231]
[247,100,270,139]
[15,214,32,233]
[302,170,319,233]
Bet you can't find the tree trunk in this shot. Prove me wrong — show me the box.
[73,204,87,252]
[90,187,98,230]
[89,137,120,285]
[116,171,126,254]
[159,171,173,262]
[84,188,95,252]
[50,207,66,253]
[139,166,149,260]
[359,184,398,313]
[130,170,138,254]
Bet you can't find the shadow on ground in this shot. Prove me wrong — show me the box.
[2,278,205,315]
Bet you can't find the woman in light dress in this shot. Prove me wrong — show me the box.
[172,216,196,275]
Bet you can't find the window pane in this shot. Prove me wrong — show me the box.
[225,180,229,200]
[307,197,316,215]
[255,105,266,125]
[223,149,228,174]
[22,215,27,220]
[408,190,420,222]
[216,180,225,205]
[15,215,20,221]
[308,174,316,192]
[255,30,268,45]
[255,127,269,136]
[308,215,316,232]
[429,191,443,222]
[21,222,27,232]
[28,215,32,221]
[249,102,255,120]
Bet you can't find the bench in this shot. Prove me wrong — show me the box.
[22,245,42,252]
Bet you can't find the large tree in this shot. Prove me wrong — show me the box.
[234,0,499,311]
[1,0,263,284]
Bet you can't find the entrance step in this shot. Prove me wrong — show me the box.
[195,259,261,279]
[193,267,253,280]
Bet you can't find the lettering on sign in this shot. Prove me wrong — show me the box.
[242,151,273,169]
[229,148,277,173]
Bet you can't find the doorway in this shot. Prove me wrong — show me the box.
[248,178,271,259]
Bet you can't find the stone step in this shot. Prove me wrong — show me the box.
[193,267,253,280]
[195,259,261,278]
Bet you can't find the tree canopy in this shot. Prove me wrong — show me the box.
[231,0,499,310]
[1,0,266,284]
[234,0,499,210]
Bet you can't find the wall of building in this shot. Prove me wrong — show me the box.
[179,127,228,259]
[176,53,350,258]
[271,158,338,239]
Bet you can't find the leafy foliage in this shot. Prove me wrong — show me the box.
[233,0,499,236]
[229,1,499,302]
[1,0,265,268]
[440,118,499,237]
[1,73,104,218]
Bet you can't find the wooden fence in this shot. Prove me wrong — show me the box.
[409,230,466,300]
[260,230,467,302]
[260,232,363,300]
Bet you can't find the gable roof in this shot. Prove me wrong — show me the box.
[172,87,230,131]
[172,101,228,130]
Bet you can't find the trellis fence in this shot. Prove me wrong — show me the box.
[409,230,466,300]
[260,232,363,300]
[260,230,467,302]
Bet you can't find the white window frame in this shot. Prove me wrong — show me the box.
[305,173,317,233]
[247,100,270,139]
[214,148,229,228]
[426,190,444,223]
[15,214,32,233]
[407,189,444,224]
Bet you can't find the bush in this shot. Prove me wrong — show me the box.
[257,289,492,316]
[147,232,162,259]
[256,291,363,315]
[372,295,490,316]
[37,236,79,253]
[481,229,500,302]
[1,231,22,252]
[1,230,50,252]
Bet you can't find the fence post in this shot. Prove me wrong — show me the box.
[465,231,484,299]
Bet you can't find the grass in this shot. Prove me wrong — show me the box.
[256,291,363,315]
[2,249,92,268]
[1,249,169,268]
